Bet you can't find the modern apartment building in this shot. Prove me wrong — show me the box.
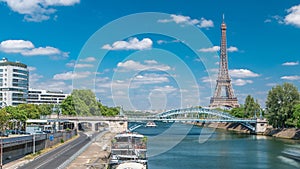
[27,89,69,105]
[0,58,29,106]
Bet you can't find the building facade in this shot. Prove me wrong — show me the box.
[27,89,69,105]
[0,58,29,106]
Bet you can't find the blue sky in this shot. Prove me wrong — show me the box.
[0,0,300,111]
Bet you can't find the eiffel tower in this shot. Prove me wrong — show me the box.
[209,15,239,108]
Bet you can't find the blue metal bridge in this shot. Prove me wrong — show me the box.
[128,107,257,131]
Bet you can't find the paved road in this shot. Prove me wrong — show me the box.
[18,132,97,169]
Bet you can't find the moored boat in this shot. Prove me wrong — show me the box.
[145,121,156,127]
[109,132,147,169]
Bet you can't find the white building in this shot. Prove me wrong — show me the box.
[27,89,69,105]
[0,58,29,106]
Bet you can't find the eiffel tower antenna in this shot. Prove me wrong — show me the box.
[209,15,239,108]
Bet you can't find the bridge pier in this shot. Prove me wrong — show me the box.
[255,118,268,134]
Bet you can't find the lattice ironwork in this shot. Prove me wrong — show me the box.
[210,16,239,108]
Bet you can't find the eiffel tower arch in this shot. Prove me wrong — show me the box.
[209,16,239,108]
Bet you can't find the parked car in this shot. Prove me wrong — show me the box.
[0,131,9,137]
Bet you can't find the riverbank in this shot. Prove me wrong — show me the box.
[194,122,252,133]
[194,122,300,140]
[263,128,300,139]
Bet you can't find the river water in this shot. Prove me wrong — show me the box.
[132,122,300,169]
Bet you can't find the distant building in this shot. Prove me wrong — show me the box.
[0,58,29,106]
[27,89,69,105]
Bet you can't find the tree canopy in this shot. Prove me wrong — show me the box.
[265,83,300,128]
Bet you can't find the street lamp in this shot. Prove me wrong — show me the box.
[33,133,35,154]
[1,137,3,169]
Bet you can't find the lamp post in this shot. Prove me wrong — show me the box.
[33,134,35,154]
[0,101,6,169]
[1,137,3,169]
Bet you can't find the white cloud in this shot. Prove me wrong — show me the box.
[157,39,181,44]
[227,46,238,52]
[232,79,253,86]
[198,18,214,28]
[31,80,72,93]
[158,14,214,28]
[198,46,220,52]
[229,69,260,78]
[153,85,177,93]
[1,0,80,22]
[0,40,34,53]
[0,39,68,58]
[28,66,36,71]
[116,60,171,72]
[22,46,62,56]
[79,57,96,62]
[282,61,299,66]
[284,4,300,27]
[29,73,43,85]
[281,75,300,80]
[53,71,91,80]
[102,38,152,50]
[74,64,94,68]
[144,60,158,64]
[198,46,238,52]
[66,62,93,68]
[132,73,169,85]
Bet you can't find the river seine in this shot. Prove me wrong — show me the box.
[133,122,300,169]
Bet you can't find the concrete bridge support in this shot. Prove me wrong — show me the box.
[255,118,268,134]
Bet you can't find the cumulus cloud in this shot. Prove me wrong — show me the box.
[281,75,300,80]
[158,14,214,28]
[153,85,177,93]
[1,0,80,22]
[132,73,169,85]
[198,18,214,28]
[0,39,68,58]
[232,79,253,86]
[229,69,260,78]
[53,71,91,80]
[102,38,152,50]
[144,60,158,64]
[227,46,238,52]
[198,46,220,52]
[66,62,93,68]
[284,4,300,27]
[282,61,299,66]
[79,56,96,62]
[28,66,36,71]
[116,60,171,72]
[198,46,238,52]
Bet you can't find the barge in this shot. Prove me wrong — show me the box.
[109,132,147,169]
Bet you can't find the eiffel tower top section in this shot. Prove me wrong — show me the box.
[218,14,230,81]
[209,15,239,108]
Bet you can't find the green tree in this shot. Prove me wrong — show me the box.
[244,95,261,118]
[266,83,300,128]
[38,104,53,116]
[286,103,300,128]
[230,106,245,118]
[61,95,76,115]
[17,104,40,119]
[0,108,9,131]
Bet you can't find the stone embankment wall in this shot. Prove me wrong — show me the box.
[263,128,300,139]
[195,122,252,133]
[195,122,300,140]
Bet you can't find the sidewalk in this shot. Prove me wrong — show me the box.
[66,132,114,169]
